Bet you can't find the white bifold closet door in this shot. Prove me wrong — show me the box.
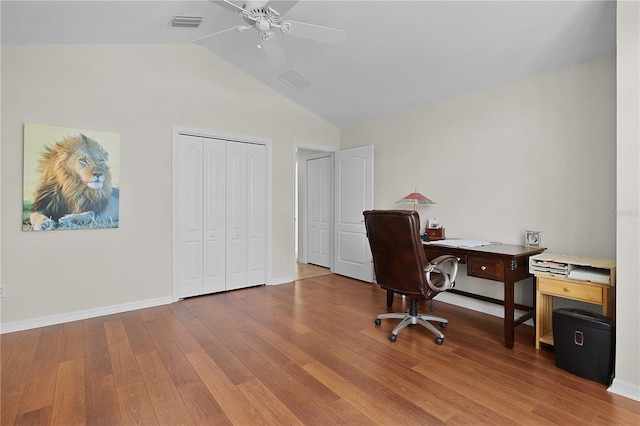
[226,140,266,290]
[176,134,266,298]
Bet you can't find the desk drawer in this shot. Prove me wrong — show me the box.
[538,278,603,304]
[425,249,467,264]
[468,256,504,281]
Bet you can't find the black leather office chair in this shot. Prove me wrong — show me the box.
[363,210,458,344]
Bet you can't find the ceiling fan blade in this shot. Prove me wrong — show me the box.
[193,26,244,44]
[260,36,287,67]
[265,0,300,17]
[210,0,247,14]
[282,20,346,45]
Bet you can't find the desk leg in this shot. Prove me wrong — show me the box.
[504,278,515,349]
[532,277,537,325]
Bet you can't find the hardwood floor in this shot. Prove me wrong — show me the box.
[2,274,639,425]
[295,262,332,280]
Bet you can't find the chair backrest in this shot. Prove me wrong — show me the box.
[363,210,435,299]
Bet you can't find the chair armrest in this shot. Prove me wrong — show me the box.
[425,255,459,292]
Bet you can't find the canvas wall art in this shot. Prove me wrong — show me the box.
[22,123,120,231]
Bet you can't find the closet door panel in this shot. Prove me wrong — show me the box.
[226,142,248,290]
[203,139,226,293]
[176,135,203,298]
[247,144,266,286]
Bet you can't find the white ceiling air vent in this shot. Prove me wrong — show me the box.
[170,15,204,28]
[277,68,312,91]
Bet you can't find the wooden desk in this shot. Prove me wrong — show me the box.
[422,242,546,349]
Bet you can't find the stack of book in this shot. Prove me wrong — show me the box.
[529,253,615,285]
[529,258,575,277]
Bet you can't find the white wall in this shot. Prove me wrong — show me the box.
[0,44,340,329]
[343,54,616,257]
[611,0,640,402]
[342,54,616,308]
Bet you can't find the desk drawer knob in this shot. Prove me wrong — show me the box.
[481,265,487,271]
[564,287,570,292]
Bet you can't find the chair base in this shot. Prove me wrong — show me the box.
[375,298,448,344]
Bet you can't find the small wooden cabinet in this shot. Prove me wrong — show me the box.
[532,254,616,349]
[425,227,446,241]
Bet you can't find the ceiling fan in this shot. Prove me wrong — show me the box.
[194,0,346,66]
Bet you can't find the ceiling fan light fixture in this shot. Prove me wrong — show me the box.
[255,19,271,32]
[170,15,204,28]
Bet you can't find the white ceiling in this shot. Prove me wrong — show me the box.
[1,0,616,128]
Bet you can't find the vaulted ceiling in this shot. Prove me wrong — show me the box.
[1,1,616,128]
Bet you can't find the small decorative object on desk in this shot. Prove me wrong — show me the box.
[425,227,445,241]
[525,230,542,248]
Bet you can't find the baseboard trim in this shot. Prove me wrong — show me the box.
[0,284,534,333]
[608,378,640,402]
[269,275,294,286]
[0,296,173,334]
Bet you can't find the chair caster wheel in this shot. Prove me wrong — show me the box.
[440,322,447,328]
[375,318,382,326]
[389,334,397,342]
[435,337,444,345]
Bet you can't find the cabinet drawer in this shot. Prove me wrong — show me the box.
[468,256,504,281]
[538,278,603,303]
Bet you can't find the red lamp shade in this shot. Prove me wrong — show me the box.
[397,190,436,210]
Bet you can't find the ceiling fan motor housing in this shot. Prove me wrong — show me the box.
[242,7,282,30]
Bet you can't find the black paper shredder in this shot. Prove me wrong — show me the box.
[552,308,614,384]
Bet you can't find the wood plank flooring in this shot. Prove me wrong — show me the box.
[295,262,332,280]
[2,274,639,425]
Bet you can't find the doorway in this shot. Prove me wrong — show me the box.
[294,146,335,279]
[293,144,374,283]
[331,145,374,282]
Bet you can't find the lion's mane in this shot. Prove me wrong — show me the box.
[30,134,113,222]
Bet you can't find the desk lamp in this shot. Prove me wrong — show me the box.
[397,189,435,210]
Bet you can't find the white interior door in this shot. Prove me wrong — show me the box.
[333,145,374,282]
[175,133,267,298]
[307,154,332,268]
[176,135,204,298]
[226,141,248,290]
[203,139,226,294]
[246,143,267,286]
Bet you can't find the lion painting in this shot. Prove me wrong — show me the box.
[29,134,119,230]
